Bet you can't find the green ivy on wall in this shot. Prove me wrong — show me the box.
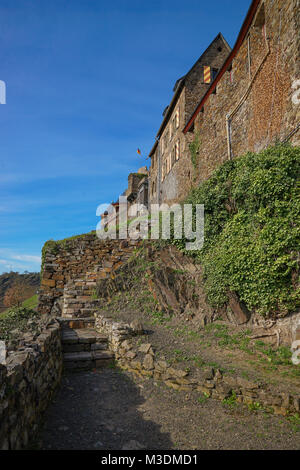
[172,144,300,317]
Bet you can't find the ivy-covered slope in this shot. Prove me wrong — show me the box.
[173,144,300,318]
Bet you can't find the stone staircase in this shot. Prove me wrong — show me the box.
[58,240,141,371]
[62,277,102,318]
[59,317,114,371]
[61,245,136,319]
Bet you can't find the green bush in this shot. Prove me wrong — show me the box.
[173,144,300,317]
[0,307,39,341]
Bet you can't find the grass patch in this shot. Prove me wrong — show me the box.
[288,414,300,432]
[222,391,238,408]
[247,402,264,412]
[0,294,38,317]
[197,392,210,404]
[22,294,38,310]
[150,310,172,325]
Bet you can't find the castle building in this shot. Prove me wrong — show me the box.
[100,166,149,229]
[149,0,300,205]
[148,33,231,205]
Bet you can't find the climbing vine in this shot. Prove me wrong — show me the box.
[172,143,300,317]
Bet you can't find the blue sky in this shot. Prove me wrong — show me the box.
[0,0,251,273]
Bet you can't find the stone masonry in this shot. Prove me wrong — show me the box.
[149,0,299,205]
[95,312,300,417]
[148,33,231,205]
[0,321,62,450]
[38,234,142,318]
[185,0,300,189]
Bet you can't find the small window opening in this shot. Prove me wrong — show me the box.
[212,68,218,81]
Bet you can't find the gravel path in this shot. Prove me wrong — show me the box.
[40,368,300,450]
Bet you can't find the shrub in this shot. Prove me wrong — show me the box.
[0,307,39,341]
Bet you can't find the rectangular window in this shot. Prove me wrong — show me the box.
[171,146,176,166]
[164,134,168,151]
[212,68,218,80]
[167,153,172,174]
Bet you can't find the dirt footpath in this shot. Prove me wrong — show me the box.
[40,368,300,450]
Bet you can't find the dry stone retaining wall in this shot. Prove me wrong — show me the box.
[0,321,62,450]
[95,312,300,417]
[39,234,142,317]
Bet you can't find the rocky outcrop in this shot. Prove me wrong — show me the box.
[95,244,219,326]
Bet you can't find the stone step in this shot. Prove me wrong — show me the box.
[62,310,97,319]
[62,342,108,353]
[63,351,113,361]
[63,298,100,305]
[80,308,100,316]
[63,290,95,299]
[62,299,101,318]
[58,317,95,329]
[61,328,107,345]
[63,350,114,370]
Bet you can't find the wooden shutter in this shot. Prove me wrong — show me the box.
[175,110,179,128]
[204,66,211,84]
[175,140,180,160]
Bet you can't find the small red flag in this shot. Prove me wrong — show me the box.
[137,148,141,155]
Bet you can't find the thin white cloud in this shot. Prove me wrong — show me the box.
[11,254,41,263]
[0,159,130,186]
[0,249,41,274]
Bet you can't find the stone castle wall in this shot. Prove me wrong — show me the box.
[149,35,230,205]
[191,0,299,187]
[150,0,299,205]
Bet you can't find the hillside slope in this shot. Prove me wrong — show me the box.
[0,272,40,313]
